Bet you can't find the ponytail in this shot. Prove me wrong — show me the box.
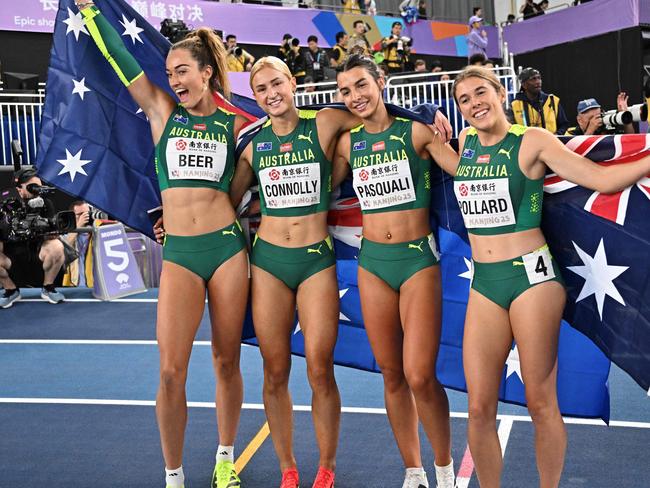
[172,28,231,99]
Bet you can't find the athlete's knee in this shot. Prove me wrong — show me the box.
[263,360,290,392]
[159,364,188,391]
[468,398,498,428]
[403,364,437,395]
[380,365,408,393]
[525,388,561,423]
[306,361,336,393]
[213,354,241,380]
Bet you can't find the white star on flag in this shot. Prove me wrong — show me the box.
[57,149,92,183]
[63,7,89,41]
[459,257,473,281]
[120,15,144,44]
[294,288,350,335]
[71,77,91,100]
[505,344,523,382]
[567,239,628,320]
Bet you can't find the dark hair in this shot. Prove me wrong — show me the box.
[468,53,487,65]
[225,34,236,41]
[307,35,318,43]
[335,31,347,43]
[291,37,300,47]
[353,20,363,28]
[473,7,481,14]
[172,27,231,98]
[337,53,381,81]
[283,33,292,40]
[431,59,442,68]
[414,59,426,67]
[391,21,402,28]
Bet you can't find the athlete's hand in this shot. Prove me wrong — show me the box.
[432,110,452,142]
[616,92,629,111]
[153,216,165,244]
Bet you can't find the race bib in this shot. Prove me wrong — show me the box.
[454,178,516,228]
[313,62,321,71]
[259,163,321,209]
[166,137,227,181]
[353,159,416,211]
[522,245,556,285]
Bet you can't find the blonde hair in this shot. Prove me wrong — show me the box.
[249,56,293,89]
[172,28,231,99]
[452,66,504,103]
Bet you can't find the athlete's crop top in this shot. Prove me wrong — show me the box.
[251,110,331,217]
[348,117,431,215]
[155,105,236,193]
[454,124,543,235]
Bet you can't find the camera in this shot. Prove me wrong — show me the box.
[84,206,109,226]
[601,109,632,131]
[0,190,76,242]
[160,18,190,44]
[627,103,648,123]
[396,36,412,55]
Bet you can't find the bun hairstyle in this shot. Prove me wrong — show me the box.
[452,66,504,103]
[172,27,231,99]
[337,52,382,81]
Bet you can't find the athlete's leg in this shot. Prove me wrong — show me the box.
[251,265,297,471]
[463,290,513,488]
[296,265,341,471]
[358,267,421,468]
[510,282,566,488]
[156,261,207,469]
[206,249,249,445]
[39,238,65,285]
[399,265,451,466]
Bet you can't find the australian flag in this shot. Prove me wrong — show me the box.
[39,0,650,422]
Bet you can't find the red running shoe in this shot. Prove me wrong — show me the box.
[280,467,300,488]
[311,467,335,488]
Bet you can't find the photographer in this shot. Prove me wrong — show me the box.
[305,35,329,84]
[329,31,349,69]
[565,95,636,136]
[0,169,65,308]
[277,33,293,64]
[348,20,372,56]
[225,34,255,72]
[62,201,96,287]
[286,37,306,85]
[381,21,412,74]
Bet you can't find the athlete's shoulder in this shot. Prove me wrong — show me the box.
[508,124,528,137]
[298,109,318,119]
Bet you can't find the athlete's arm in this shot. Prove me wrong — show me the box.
[77,3,174,141]
[315,108,362,159]
[332,132,351,188]
[526,127,650,194]
[233,115,250,141]
[230,143,255,207]
[417,122,461,176]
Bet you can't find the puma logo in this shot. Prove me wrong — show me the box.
[297,130,313,145]
[498,146,513,160]
[408,241,424,253]
[307,244,323,255]
[389,132,407,146]
[213,120,230,131]
[222,226,237,237]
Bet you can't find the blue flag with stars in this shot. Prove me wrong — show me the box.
[38,0,620,421]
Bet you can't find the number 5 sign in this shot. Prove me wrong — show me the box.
[93,223,147,300]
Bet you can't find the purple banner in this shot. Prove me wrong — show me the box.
[4,0,499,58]
[504,0,641,55]
[93,223,147,300]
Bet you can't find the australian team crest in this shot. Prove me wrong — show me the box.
[257,142,272,151]
[353,141,367,151]
[461,148,475,159]
[173,113,188,125]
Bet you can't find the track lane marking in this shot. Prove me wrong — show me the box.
[235,422,270,474]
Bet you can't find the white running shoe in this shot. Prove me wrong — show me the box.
[435,460,455,488]
[402,469,429,488]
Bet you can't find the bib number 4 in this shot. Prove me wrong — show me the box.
[522,246,555,285]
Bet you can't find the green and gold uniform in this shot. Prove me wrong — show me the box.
[349,117,439,290]
[249,111,335,289]
[455,124,564,308]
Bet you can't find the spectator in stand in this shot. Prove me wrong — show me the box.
[473,6,483,18]
[277,33,293,64]
[536,0,550,14]
[286,37,306,85]
[506,13,516,25]
[342,0,361,14]
[399,0,419,24]
[381,21,412,74]
[520,0,537,19]
[348,20,372,56]
[225,34,255,72]
[431,60,443,73]
[467,15,488,62]
[414,59,427,72]
[330,31,349,69]
[440,73,451,81]
[301,75,317,93]
[468,53,487,66]
[305,35,329,83]
[365,0,377,16]
[418,0,428,19]
[509,67,570,134]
